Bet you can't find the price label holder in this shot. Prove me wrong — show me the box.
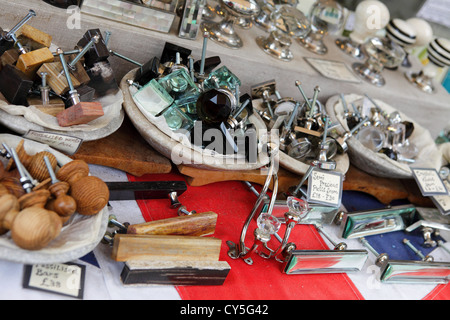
[23,263,86,299]
[411,168,449,197]
[306,168,343,208]
[23,130,83,155]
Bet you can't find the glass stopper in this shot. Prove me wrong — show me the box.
[287,196,310,219]
[257,213,281,235]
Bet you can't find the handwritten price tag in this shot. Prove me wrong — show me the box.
[412,168,448,196]
[23,263,85,299]
[431,180,450,215]
[24,130,83,155]
[307,168,343,207]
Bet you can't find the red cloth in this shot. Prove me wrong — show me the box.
[127,171,364,300]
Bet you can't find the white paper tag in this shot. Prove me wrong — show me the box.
[304,57,361,83]
[23,130,83,155]
[307,168,343,207]
[431,180,450,215]
[412,168,449,196]
[23,263,85,299]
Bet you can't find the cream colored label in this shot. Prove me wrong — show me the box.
[24,130,83,155]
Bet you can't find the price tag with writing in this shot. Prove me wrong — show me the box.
[431,180,450,215]
[23,263,86,299]
[307,168,343,207]
[411,168,448,196]
[23,130,83,155]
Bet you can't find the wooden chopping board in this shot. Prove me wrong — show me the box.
[71,115,172,176]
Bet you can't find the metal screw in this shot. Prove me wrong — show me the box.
[101,231,114,246]
[109,50,142,67]
[57,47,80,106]
[127,79,142,89]
[422,227,437,248]
[104,31,112,46]
[403,238,434,262]
[309,86,320,117]
[178,205,196,216]
[359,237,389,266]
[199,32,209,76]
[4,9,36,40]
[43,156,58,184]
[108,214,129,233]
[6,144,33,193]
[316,225,347,251]
[168,191,181,208]
[437,240,450,255]
[68,35,100,69]
[295,80,312,110]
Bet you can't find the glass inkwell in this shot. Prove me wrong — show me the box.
[298,0,345,55]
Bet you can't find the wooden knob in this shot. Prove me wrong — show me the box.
[46,181,77,217]
[11,206,62,250]
[0,194,20,234]
[70,176,109,215]
[56,160,90,185]
[18,189,51,210]
[1,177,26,198]
[0,183,9,197]
[27,151,57,182]
[6,140,57,182]
[57,160,109,215]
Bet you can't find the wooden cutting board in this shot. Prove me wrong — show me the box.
[70,115,172,176]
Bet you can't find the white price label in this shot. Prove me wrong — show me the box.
[307,168,343,207]
[412,168,448,196]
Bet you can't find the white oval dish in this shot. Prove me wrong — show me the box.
[0,134,108,264]
[121,69,270,171]
[325,93,443,179]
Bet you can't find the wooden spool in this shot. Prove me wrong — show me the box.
[56,160,109,216]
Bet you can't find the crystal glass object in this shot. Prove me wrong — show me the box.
[196,87,236,125]
[286,196,310,220]
[257,212,281,235]
[203,66,241,92]
[132,79,174,116]
[157,68,200,105]
[201,0,260,49]
[335,0,390,60]
[356,125,386,152]
[352,37,406,86]
[385,19,416,68]
[405,37,450,94]
[256,5,311,61]
[160,104,194,131]
[299,0,345,55]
